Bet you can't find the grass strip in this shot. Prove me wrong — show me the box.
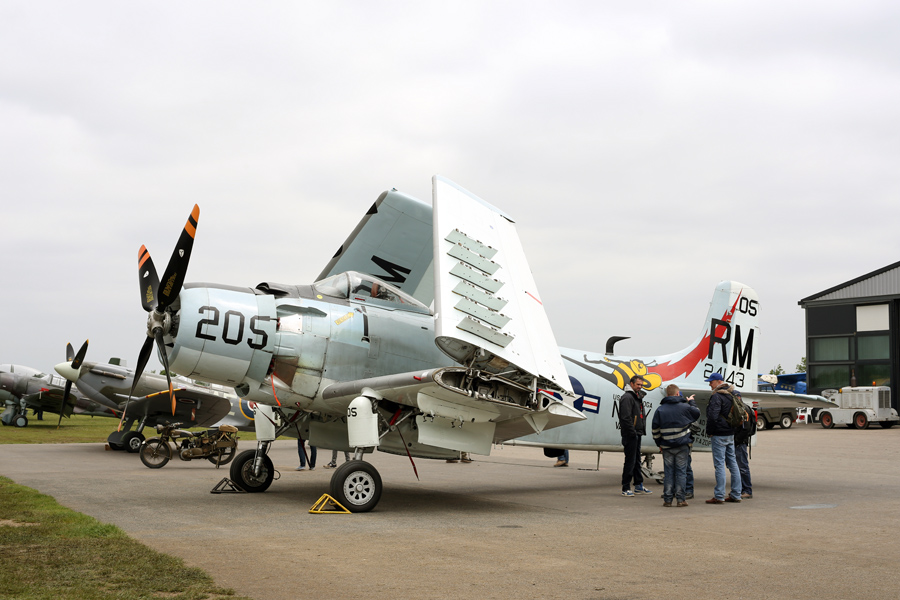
[0,415,256,445]
[0,476,253,600]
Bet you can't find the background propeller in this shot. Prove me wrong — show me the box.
[55,340,88,428]
[121,205,200,429]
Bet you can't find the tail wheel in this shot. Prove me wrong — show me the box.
[820,412,834,429]
[230,450,274,492]
[853,412,869,429]
[140,439,172,468]
[330,460,382,513]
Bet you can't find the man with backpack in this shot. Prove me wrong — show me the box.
[704,373,743,504]
[733,389,755,499]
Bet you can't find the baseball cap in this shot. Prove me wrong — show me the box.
[704,373,724,382]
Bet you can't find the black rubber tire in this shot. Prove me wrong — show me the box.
[879,421,895,429]
[330,460,382,513]
[13,415,28,428]
[780,415,793,429]
[207,446,236,466]
[140,439,171,468]
[122,431,145,453]
[230,450,274,492]
[820,412,834,429]
[854,412,869,429]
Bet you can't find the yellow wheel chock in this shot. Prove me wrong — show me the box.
[309,493,351,514]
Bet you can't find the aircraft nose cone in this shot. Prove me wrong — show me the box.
[54,361,80,383]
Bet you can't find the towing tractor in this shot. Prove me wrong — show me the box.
[819,387,900,429]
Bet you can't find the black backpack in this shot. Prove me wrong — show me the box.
[734,402,757,445]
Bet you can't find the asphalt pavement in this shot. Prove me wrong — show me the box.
[2,423,899,600]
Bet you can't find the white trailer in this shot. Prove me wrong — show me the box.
[819,387,899,429]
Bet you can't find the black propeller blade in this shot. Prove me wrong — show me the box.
[58,340,88,429]
[156,205,199,311]
[138,245,160,312]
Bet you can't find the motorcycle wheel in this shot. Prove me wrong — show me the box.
[207,446,236,466]
[140,438,172,469]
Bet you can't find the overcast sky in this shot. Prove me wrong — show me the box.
[2,1,899,379]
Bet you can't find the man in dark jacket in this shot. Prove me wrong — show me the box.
[704,373,742,504]
[652,384,701,506]
[619,376,652,496]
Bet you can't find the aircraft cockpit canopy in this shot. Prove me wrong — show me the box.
[314,271,432,315]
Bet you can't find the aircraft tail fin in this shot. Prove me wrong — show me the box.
[635,281,760,391]
[316,189,434,306]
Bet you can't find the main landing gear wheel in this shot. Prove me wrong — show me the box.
[780,415,793,429]
[230,450,274,492]
[820,412,834,429]
[13,415,28,428]
[140,439,172,468]
[853,412,869,429]
[330,460,382,513]
[207,446,236,466]
[122,431,145,453]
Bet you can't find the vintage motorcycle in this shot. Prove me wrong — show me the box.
[139,422,239,469]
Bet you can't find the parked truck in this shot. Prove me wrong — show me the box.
[818,386,899,429]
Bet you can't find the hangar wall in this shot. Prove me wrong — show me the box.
[799,260,900,410]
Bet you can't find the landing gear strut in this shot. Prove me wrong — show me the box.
[641,454,665,485]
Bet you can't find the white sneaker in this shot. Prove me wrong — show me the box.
[621,490,635,497]
[296,466,307,471]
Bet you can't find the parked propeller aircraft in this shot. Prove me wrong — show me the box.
[127,176,832,512]
[1,363,97,427]
[47,342,250,451]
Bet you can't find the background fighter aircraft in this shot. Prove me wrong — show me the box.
[1,363,103,427]
[51,342,244,451]
[127,177,584,512]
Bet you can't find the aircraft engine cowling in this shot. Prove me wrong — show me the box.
[166,286,277,387]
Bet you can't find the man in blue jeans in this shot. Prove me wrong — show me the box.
[704,373,742,504]
[652,384,700,507]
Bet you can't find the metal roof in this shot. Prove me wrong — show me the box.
[799,260,900,306]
